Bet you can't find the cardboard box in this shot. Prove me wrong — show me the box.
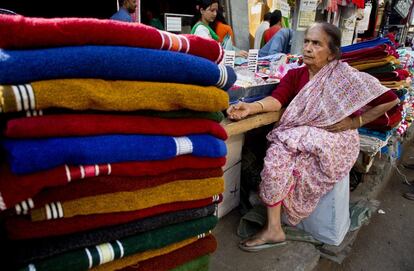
[218,162,242,218]
[223,133,245,171]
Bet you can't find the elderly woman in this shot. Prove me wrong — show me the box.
[227,22,399,251]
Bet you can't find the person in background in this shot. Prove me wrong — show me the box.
[145,10,164,30]
[110,0,137,22]
[263,10,282,45]
[385,26,400,48]
[254,12,272,49]
[259,28,293,57]
[191,0,220,40]
[228,22,399,251]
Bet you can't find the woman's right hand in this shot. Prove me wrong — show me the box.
[226,102,252,121]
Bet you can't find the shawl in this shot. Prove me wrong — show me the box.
[260,61,389,225]
[30,177,224,221]
[0,79,229,114]
[3,134,227,174]
[121,235,216,271]
[25,168,223,212]
[0,156,225,212]
[9,205,215,264]
[0,15,223,63]
[5,114,228,139]
[5,195,222,240]
[18,216,218,271]
[0,46,235,89]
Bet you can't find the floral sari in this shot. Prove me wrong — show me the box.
[260,60,389,225]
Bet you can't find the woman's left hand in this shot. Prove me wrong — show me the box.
[323,117,357,132]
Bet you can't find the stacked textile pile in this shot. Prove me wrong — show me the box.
[0,15,237,271]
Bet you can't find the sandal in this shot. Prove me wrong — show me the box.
[239,237,287,252]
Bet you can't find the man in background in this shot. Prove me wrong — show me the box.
[110,0,137,22]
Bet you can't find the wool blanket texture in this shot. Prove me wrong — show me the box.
[341,44,397,62]
[18,216,218,271]
[0,156,225,212]
[380,80,407,88]
[260,61,389,225]
[0,15,223,63]
[30,177,224,221]
[121,235,216,271]
[0,46,235,89]
[370,70,409,81]
[3,134,227,174]
[171,255,210,271]
[0,79,229,114]
[10,205,215,264]
[5,114,228,139]
[93,237,200,271]
[350,56,400,71]
[26,168,223,212]
[341,37,392,53]
[363,63,397,74]
[6,195,222,240]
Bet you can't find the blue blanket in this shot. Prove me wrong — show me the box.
[2,134,227,174]
[341,37,392,53]
[0,46,236,90]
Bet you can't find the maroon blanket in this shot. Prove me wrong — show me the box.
[5,114,228,139]
[0,156,225,212]
[363,104,403,131]
[341,44,397,62]
[0,15,223,63]
[370,69,410,81]
[5,195,222,240]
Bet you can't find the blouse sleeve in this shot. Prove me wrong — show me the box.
[271,69,299,107]
[193,25,212,39]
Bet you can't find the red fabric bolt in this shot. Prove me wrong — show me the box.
[5,195,223,240]
[0,156,226,212]
[121,235,217,271]
[5,114,228,140]
[0,14,223,63]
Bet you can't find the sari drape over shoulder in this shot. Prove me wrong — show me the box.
[260,60,389,225]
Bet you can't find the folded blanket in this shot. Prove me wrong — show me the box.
[0,15,223,63]
[363,63,397,74]
[121,235,216,271]
[30,177,224,221]
[0,46,235,89]
[350,56,400,71]
[3,134,227,174]
[6,195,222,240]
[171,255,210,271]
[380,80,407,88]
[10,205,215,264]
[5,114,228,139]
[0,156,225,212]
[18,216,218,271]
[0,79,229,114]
[341,37,393,53]
[341,44,395,61]
[26,168,223,212]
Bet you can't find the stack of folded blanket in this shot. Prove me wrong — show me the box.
[0,14,237,271]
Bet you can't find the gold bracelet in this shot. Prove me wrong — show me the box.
[255,101,265,112]
[358,116,363,127]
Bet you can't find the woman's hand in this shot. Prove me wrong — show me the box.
[324,117,358,132]
[227,102,253,121]
[236,50,249,58]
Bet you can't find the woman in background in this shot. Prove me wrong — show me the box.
[190,0,220,41]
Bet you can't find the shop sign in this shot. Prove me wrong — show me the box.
[394,0,413,19]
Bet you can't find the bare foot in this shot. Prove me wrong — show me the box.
[242,227,286,247]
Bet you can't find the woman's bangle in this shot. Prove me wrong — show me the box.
[255,101,265,112]
[358,116,363,127]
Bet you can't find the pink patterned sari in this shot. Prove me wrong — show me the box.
[260,60,389,225]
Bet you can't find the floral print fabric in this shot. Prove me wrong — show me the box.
[260,60,389,225]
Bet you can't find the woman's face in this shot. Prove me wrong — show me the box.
[201,3,218,23]
[302,26,335,70]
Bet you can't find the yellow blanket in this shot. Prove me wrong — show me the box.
[349,56,400,71]
[0,79,229,113]
[31,177,224,221]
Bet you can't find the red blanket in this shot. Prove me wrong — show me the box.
[341,44,397,62]
[27,168,222,211]
[5,195,222,240]
[0,15,223,63]
[363,104,403,131]
[121,235,217,271]
[370,69,410,81]
[5,114,228,139]
[0,156,226,212]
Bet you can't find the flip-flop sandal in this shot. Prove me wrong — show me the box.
[238,238,287,252]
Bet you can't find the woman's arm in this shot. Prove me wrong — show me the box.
[227,96,282,120]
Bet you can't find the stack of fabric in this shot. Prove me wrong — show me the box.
[0,15,236,271]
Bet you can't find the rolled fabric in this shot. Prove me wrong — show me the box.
[0,15,224,63]
[9,205,215,264]
[0,79,229,114]
[0,156,225,212]
[120,235,217,271]
[30,177,224,221]
[3,134,227,174]
[5,195,222,240]
[0,46,235,89]
[18,216,218,271]
[5,114,228,139]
